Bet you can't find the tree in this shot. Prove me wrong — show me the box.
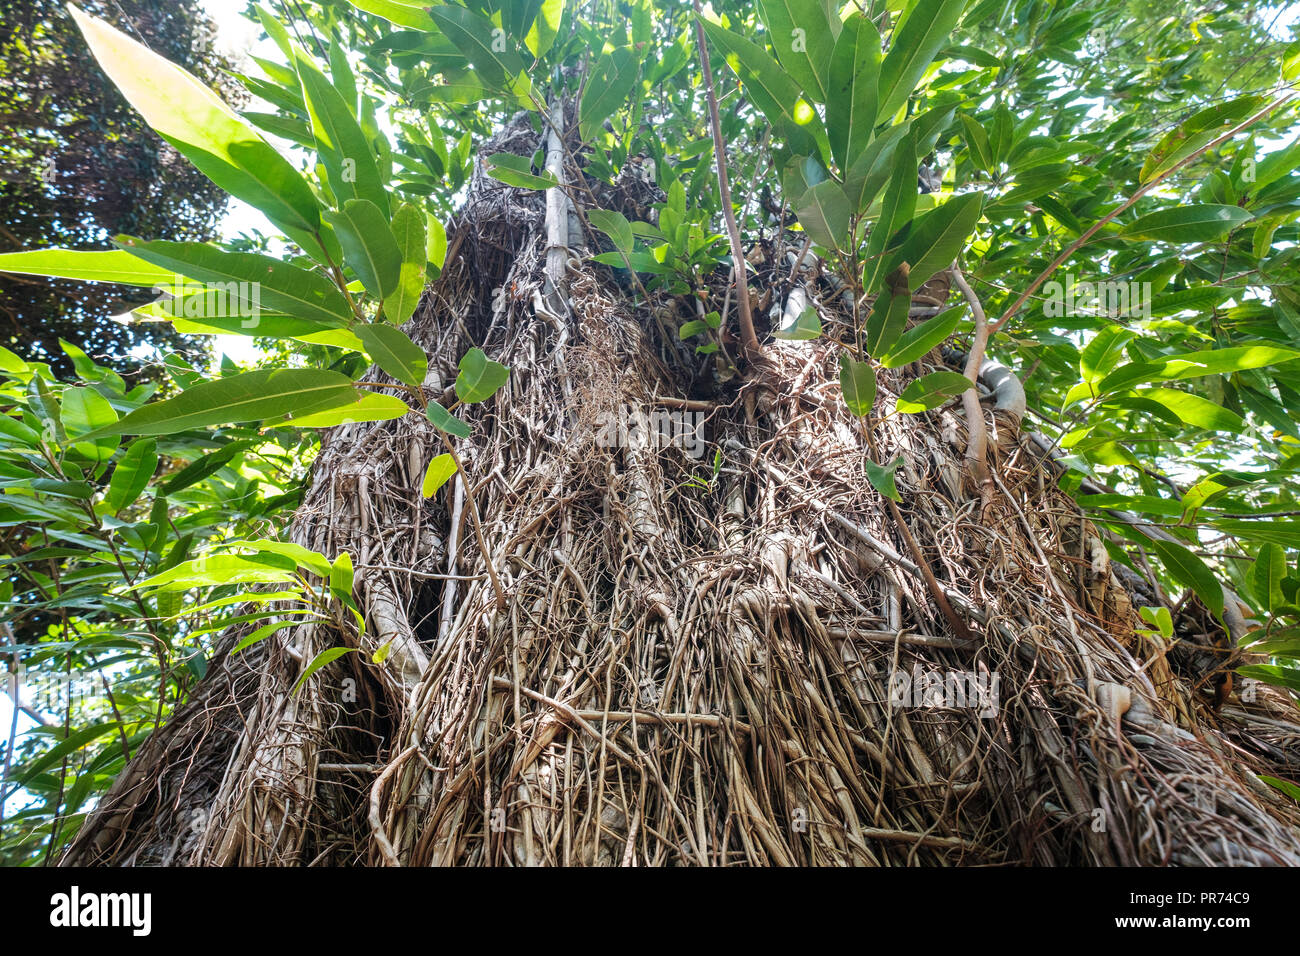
[2,0,1300,866]
[0,0,241,376]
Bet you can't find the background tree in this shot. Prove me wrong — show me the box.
[0,0,241,376]
[2,0,1300,866]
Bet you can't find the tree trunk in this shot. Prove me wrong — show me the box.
[63,110,1300,867]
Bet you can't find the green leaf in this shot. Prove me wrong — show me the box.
[700,16,827,162]
[131,553,299,592]
[1255,543,1287,613]
[455,347,510,403]
[1260,776,1300,802]
[826,14,881,171]
[330,551,354,600]
[579,48,641,140]
[896,371,973,413]
[0,249,178,287]
[839,355,877,416]
[427,214,448,270]
[13,721,121,787]
[1119,204,1255,243]
[117,240,352,328]
[524,0,565,57]
[327,199,403,300]
[1140,95,1267,184]
[426,401,471,439]
[757,0,838,100]
[231,620,304,656]
[292,647,356,695]
[485,153,559,190]
[862,128,917,292]
[421,453,457,497]
[794,180,850,251]
[773,306,822,340]
[344,0,436,29]
[297,51,389,216]
[864,284,913,358]
[69,6,320,239]
[1080,326,1135,385]
[1150,537,1224,619]
[877,0,970,120]
[588,209,634,254]
[864,454,903,501]
[1139,604,1174,638]
[287,392,410,428]
[1108,388,1245,432]
[428,4,529,98]
[888,192,983,290]
[880,306,962,368]
[843,123,910,214]
[357,324,427,386]
[959,113,994,172]
[160,439,254,495]
[83,368,358,438]
[61,386,119,461]
[106,438,157,513]
[384,202,428,325]
[1098,345,1300,393]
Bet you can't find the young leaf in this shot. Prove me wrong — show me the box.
[421,453,457,497]
[330,552,354,600]
[455,348,510,403]
[287,392,410,428]
[384,202,428,325]
[864,455,904,501]
[896,371,973,413]
[839,355,877,416]
[292,647,356,695]
[0,249,178,287]
[357,324,427,386]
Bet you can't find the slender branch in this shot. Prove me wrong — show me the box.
[951,263,992,502]
[692,4,761,359]
[988,94,1296,336]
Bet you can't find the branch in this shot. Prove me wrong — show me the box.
[988,94,1297,336]
[692,4,761,359]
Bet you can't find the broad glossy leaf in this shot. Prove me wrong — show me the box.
[839,355,876,416]
[83,369,359,438]
[485,153,559,190]
[862,128,918,292]
[106,438,157,513]
[826,14,881,170]
[384,202,427,325]
[864,455,904,501]
[426,401,471,439]
[428,4,530,99]
[579,48,640,140]
[773,306,822,340]
[117,239,352,327]
[880,306,963,368]
[292,646,356,694]
[344,0,435,29]
[455,347,510,403]
[1150,537,1224,619]
[895,371,973,413]
[864,285,913,357]
[888,192,983,290]
[298,51,389,216]
[877,0,970,120]
[1119,204,1254,243]
[588,209,635,254]
[1255,542,1286,613]
[421,453,457,497]
[358,324,428,386]
[327,199,403,300]
[794,180,850,251]
[757,0,838,102]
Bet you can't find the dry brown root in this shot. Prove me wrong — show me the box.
[63,128,1300,868]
